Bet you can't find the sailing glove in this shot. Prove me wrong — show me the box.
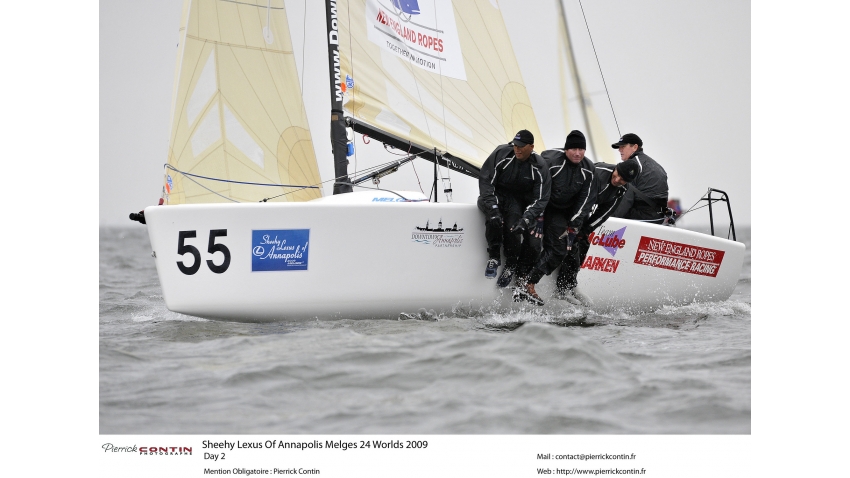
[563,227,577,250]
[511,217,530,233]
[531,216,544,238]
[487,215,503,230]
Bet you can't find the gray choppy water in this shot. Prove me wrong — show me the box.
[100,226,750,434]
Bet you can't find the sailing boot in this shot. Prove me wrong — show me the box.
[496,267,515,288]
[515,282,544,306]
[571,286,594,306]
[485,259,500,279]
[555,287,582,306]
[514,264,531,289]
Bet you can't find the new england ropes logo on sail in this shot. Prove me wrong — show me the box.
[411,219,464,248]
[366,0,466,80]
[251,229,309,271]
[391,0,421,16]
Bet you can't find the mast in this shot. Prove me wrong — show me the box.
[325,0,353,194]
[556,0,597,161]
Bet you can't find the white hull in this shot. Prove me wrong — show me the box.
[144,191,745,322]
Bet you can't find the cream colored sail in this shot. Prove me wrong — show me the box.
[163,0,322,204]
[337,0,546,168]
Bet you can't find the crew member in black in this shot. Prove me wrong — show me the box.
[610,133,669,223]
[477,129,550,280]
[556,158,639,304]
[516,130,595,305]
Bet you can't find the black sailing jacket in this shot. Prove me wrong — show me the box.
[612,149,668,217]
[584,162,629,233]
[478,144,550,224]
[540,149,595,229]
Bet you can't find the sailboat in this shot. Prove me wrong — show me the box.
[138,0,745,321]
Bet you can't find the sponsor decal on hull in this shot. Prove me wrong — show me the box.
[581,256,620,273]
[372,197,408,202]
[366,0,466,80]
[252,229,310,271]
[588,226,627,257]
[411,218,464,247]
[634,236,725,277]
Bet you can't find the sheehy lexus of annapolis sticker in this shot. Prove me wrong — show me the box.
[633,236,725,277]
[251,229,310,271]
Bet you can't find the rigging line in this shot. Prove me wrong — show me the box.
[350,148,430,177]
[403,142,426,195]
[261,151,434,201]
[577,0,621,137]
[165,164,319,188]
[170,168,240,203]
[433,0,452,201]
[348,183,429,201]
[680,188,724,216]
[388,8,437,155]
[679,197,705,217]
[679,199,724,218]
[219,0,284,9]
[410,158,425,195]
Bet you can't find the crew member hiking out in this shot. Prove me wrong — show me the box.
[610,133,669,223]
[515,130,595,306]
[477,129,550,282]
[556,158,639,305]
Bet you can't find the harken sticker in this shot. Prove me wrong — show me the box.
[366,0,466,80]
[252,229,309,271]
[634,236,724,277]
[581,256,620,273]
[410,219,464,247]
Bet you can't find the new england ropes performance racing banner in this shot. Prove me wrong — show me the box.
[633,236,725,278]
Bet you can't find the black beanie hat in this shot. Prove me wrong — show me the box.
[615,158,639,183]
[564,130,586,150]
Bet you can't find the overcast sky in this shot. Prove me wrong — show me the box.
[100,0,750,228]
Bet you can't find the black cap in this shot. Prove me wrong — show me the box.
[564,130,586,150]
[512,129,534,147]
[615,158,639,182]
[611,133,643,148]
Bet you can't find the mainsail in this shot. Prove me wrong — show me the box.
[336,0,545,172]
[333,0,615,174]
[163,0,322,204]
